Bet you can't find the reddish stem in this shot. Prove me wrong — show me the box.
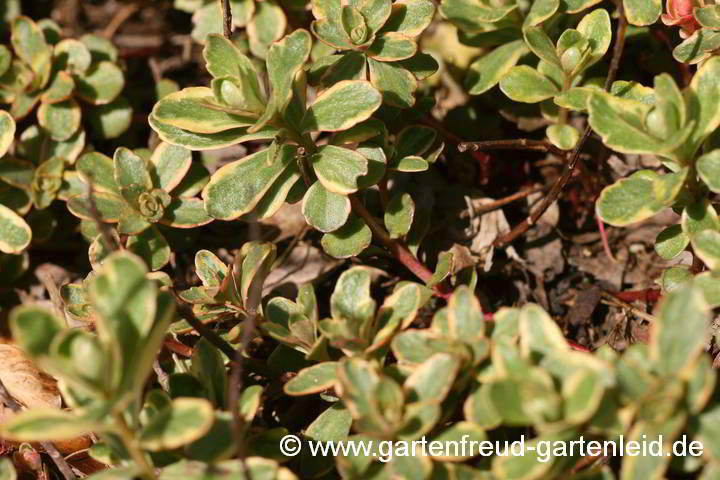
[164,338,193,357]
[350,196,451,298]
[596,214,616,263]
[611,289,662,304]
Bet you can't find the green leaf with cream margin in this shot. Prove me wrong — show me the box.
[251,29,312,133]
[301,80,382,132]
[587,91,694,159]
[203,34,266,114]
[0,409,102,442]
[623,0,661,26]
[0,110,15,157]
[650,285,710,376]
[302,181,351,233]
[139,397,215,451]
[310,145,368,194]
[152,87,258,134]
[203,145,298,220]
[692,230,720,270]
[698,149,720,193]
[596,168,688,227]
[499,66,559,103]
[0,204,31,254]
[677,57,720,161]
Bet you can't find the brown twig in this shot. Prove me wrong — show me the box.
[220,0,233,39]
[227,313,256,471]
[601,292,656,323]
[464,184,549,216]
[494,3,628,247]
[349,195,450,298]
[174,298,273,378]
[459,139,565,157]
[100,3,139,39]
[422,115,492,181]
[0,380,77,480]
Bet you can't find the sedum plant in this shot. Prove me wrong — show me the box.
[307,0,438,108]
[175,0,289,58]
[65,143,213,270]
[178,242,276,330]
[665,0,720,64]
[7,1,720,479]
[149,30,443,280]
[0,15,131,255]
[441,0,613,150]
[1,16,131,141]
[276,279,720,480]
[593,58,720,298]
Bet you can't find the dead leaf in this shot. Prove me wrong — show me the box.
[0,344,60,410]
[259,203,307,243]
[263,242,342,295]
[465,197,522,271]
[567,287,602,327]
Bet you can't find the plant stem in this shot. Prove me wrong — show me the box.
[112,412,156,480]
[494,2,628,247]
[557,75,572,125]
[467,184,549,216]
[596,214,617,263]
[220,0,232,39]
[349,195,450,297]
[458,139,565,156]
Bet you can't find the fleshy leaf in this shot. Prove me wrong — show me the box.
[247,2,287,59]
[321,215,372,258]
[37,99,81,141]
[692,230,720,270]
[384,192,415,238]
[149,142,192,192]
[74,61,125,105]
[153,87,257,134]
[0,110,15,158]
[0,204,31,254]
[466,40,530,95]
[302,80,382,132]
[139,397,215,451]
[588,91,693,157]
[654,224,689,260]
[546,124,580,150]
[650,285,709,375]
[382,0,435,37]
[439,0,518,31]
[284,362,338,395]
[302,181,351,233]
[0,410,100,442]
[252,29,312,132]
[367,32,417,61]
[203,146,297,220]
[127,226,171,271]
[576,8,612,70]
[367,58,417,108]
[596,169,688,226]
[499,66,559,103]
[310,145,368,194]
[696,6,720,29]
